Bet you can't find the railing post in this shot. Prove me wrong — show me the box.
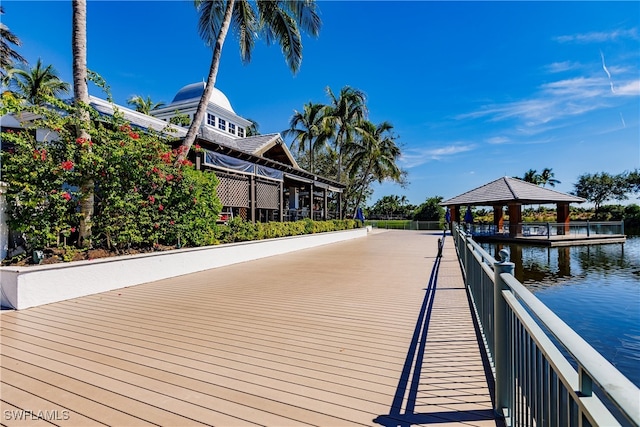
[587,220,590,237]
[494,248,515,418]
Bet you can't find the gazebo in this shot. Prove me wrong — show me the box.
[441,176,586,237]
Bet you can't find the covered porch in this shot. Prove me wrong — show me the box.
[195,139,344,223]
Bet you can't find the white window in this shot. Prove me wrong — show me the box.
[229,123,236,135]
[207,113,216,126]
[218,118,226,131]
[238,127,245,137]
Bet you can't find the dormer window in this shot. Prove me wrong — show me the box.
[207,113,216,126]
[218,118,226,131]
[229,123,236,135]
[238,127,245,138]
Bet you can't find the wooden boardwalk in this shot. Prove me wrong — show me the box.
[0,230,502,426]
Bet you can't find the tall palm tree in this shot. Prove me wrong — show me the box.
[347,120,402,217]
[127,95,165,115]
[5,58,70,105]
[177,0,321,162]
[283,102,331,174]
[0,6,26,77]
[325,86,367,181]
[539,167,560,187]
[72,0,93,247]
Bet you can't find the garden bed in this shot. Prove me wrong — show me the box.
[0,227,368,310]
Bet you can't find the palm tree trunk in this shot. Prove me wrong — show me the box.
[352,162,373,218]
[72,0,93,247]
[177,0,235,163]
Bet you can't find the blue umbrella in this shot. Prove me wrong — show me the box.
[464,206,473,223]
[355,207,365,222]
[445,208,451,223]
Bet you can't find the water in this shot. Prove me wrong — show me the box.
[481,236,640,388]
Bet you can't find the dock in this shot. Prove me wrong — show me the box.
[0,230,502,426]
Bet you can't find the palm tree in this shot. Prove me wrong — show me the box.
[245,118,260,136]
[521,169,541,185]
[0,6,26,78]
[72,0,93,247]
[283,102,331,174]
[5,58,70,105]
[347,120,402,217]
[177,0,321,162]
[539,167,560,187]
[325,86,367,181]
[126,95,165,114]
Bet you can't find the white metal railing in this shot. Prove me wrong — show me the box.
[453,224,639,427]
[367,220,443,230]
[465,221,625,239]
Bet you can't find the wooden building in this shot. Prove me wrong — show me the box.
[90,82,344,223]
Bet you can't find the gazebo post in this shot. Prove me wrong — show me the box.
[450,206,459,225]
[557,202,570,235]
[508,203,522,237]
[493,205,504,234]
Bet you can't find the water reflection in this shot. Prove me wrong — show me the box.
[481,237,640,387]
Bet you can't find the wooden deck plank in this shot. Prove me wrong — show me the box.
[0,380,108,426]
[1,230,500,426]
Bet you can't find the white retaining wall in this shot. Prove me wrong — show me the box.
[1,227,368,310]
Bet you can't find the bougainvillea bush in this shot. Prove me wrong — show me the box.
[1,92,221,253]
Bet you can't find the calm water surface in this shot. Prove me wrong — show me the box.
[481,236,640,388]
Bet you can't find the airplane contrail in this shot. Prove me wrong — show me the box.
[620,112,626,128]
[600,50,615,93]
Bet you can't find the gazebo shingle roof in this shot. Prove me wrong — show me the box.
[441,176,585,206]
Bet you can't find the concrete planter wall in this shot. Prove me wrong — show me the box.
[1,227,367,310]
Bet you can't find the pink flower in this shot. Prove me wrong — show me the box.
[148,195,155,204]
[61,192,72,201]
[158,204,164,211]
[70,227,76,233]
[129,132,139,140]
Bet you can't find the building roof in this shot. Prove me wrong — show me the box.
[170,82,235,113]
[199,127,300,169]
[89,96,187,137]
[441,176,585,206]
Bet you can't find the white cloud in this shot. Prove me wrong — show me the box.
[486,136,510,144]
[400,144,475,168]
[545,61,581,73]
[555,28,639,43]
[615,79,640,96]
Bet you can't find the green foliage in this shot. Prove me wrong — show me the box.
[413,196,444,221]
[169,110,190,127]
[572,171,630,215]
[216,218,358,244]
[1,91,222,251]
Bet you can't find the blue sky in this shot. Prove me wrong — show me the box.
[3,1,639,206]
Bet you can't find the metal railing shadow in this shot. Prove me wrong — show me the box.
[374,235,501,426]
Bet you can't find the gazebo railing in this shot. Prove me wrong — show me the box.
[464,221,624,239]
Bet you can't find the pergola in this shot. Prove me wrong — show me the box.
[441,177,586,237]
